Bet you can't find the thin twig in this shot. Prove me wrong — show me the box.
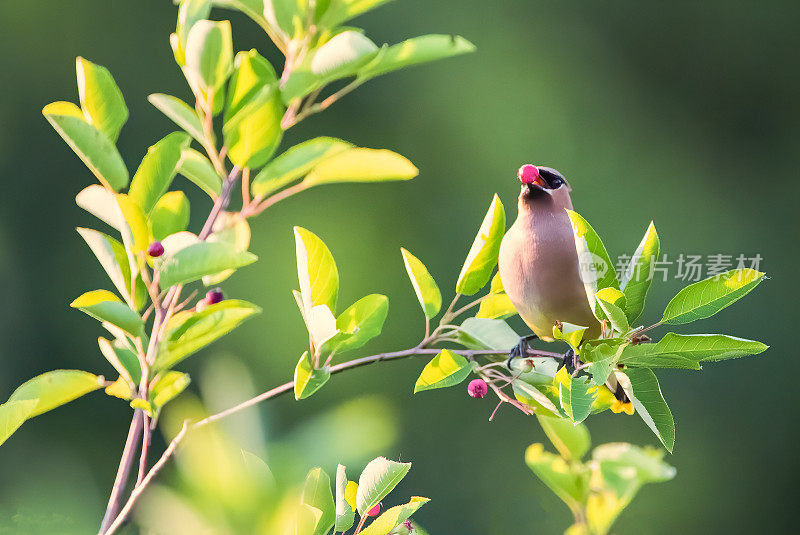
[246,181,308,217]
[99,410,143,532]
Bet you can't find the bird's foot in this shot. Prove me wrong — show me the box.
[562,348,577,374]
[506,334,538,369]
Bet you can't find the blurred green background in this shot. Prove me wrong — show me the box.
[1,0,797,533]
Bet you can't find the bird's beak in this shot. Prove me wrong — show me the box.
[523,178,552,197]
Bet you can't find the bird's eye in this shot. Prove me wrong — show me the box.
[549,177,563,188]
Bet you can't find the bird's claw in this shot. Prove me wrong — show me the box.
[507,334,538,369]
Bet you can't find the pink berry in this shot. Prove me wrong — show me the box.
[403,520,413,529]
[147,241,164,257]
[206,288,224,305]
[367,503,381,516]
[517,164,540,184]
[467,379,488,398]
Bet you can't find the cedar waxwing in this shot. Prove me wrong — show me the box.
[498,165,601,351]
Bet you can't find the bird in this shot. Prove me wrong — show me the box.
[498,164,601,355]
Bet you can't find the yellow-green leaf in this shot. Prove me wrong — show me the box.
[294,352,331,400]
[43,103,129,190]
[456,194,505,295]
[251,137,353,198]
[76,57,128,141]
[128,132,191,215]
[566,210,619,315]
[294,227,339,313]
[71,290,145,337]
[302,147,418,187]
[620,222,659,322]
[359,496,430,535]
[7,370,104,418]
[401,248,441,318]
[414,349,471,393]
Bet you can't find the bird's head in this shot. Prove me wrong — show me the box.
[516,164,573,212]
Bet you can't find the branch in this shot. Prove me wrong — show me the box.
[99,410,143,532]
[100,345,524,534]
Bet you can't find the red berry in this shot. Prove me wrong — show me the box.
[367,503,381,516]
[517,164,540,184]
[206,288,224,305]
[467,379,488,398]
[147,241,164,258]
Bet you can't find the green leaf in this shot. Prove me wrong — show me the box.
[225,49,278,120]
[513,380,563,418]
[175,0,212,64]
[359,34,475,80]
[128,132,191,215]
[317,0,393,27]
[476,273,517,320]
[185,19,234,91]
[202,212,251,285]
[619,369,675,452]
[98,337,141,385]
[301,148,418,187]
[335,465,356,532]
[414,349,472,393]
[157,299,261,370]
[552,322,588,352]
[525,443,590,510]
[71,290,144,337]
[294,351,331,400]
[457,317,518,352]
[76,57,128,142]
[0,400,39,447]
[475,292,517,320]
[565,210,619,315]
[294,227,339,313]
[456,194,506,295]
[661,268,765,325]
[251,137,353,198]
[620,222,659,322]
[620,332,767,368]
[592,443,676,488]
[300,467,336,535]
[311,31,378,78]
[157,241,257,287]
[359,496,431,535]
[150,371,191,409]
[582,339,628,386]
[595,287,630,334]
[116,193,151,254]
[148,94,206,143]
[555,367,596,424]
[537,415,591,461]
[356,457,411,515]
[222,83,284,168]
[7,370,103,418]
[400,248,441,318]
[76,184,124,230]
[177,148,222,198]
[150,191,191,241]
[77,228,136,307]
[281,31,379,102]
[43,103,129,190]
[105,376,134,400]
[333,294,389,354]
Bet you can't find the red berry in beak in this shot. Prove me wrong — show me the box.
[467,379,488,398]
[206,288,224,305]
[367,503,381,516]
[147,241,165,257]
[517,164,540,185]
